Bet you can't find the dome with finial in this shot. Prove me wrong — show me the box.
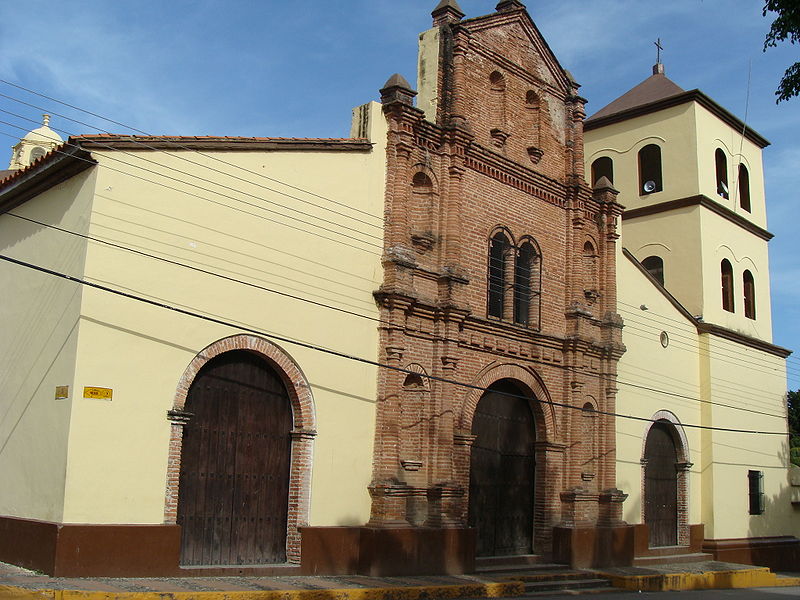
[8,114,63,170]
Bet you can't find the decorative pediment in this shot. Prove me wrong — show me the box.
[460,10,574,96]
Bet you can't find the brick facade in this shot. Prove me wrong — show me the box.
[368,2,627,562]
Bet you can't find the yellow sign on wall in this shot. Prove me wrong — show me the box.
[55,386,69,400]
[83,387,113,400]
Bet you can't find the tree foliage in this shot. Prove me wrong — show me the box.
[789,389,800,465]
[763,0,800,102]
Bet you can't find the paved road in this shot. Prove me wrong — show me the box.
[500,587,800,599]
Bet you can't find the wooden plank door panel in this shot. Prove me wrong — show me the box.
[469,381,535,557]
[178,350,292,566]
[644,421,678,547]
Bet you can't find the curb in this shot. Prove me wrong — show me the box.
[598,567,800,592]
[0,581,525,600]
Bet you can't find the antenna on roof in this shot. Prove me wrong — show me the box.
[732,59,753,209]
[653,38,665,75]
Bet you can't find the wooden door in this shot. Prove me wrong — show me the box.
[178,350,293,565]
[469,380,535,556]
[644,421,678,547]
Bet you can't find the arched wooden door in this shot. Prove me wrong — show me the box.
[644,421,678,547]
[178,350,293,565]
[469,380,535,556]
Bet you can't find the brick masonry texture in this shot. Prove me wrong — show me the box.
[166,334,316,564]
[369,4,626,558]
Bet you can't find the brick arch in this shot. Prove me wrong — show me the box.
[459,361,556,442]
[640,410,692,546]
[164,334,316,563]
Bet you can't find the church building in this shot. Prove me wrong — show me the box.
[0,1,796,577]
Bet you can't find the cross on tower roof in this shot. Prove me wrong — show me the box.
[653,38,665,75]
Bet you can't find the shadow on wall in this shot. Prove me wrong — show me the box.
[737,445,800,571]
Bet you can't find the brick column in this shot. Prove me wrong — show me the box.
[164,409,193,524]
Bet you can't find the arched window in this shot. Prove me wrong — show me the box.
[738,164,751,212]
[715,148,728,198]
[29,147,46,163]
[638,144,662,194]
[642,255,665,286]
[514,240,540,327]
[743,270,756,319]
[488,231,510,319]
[721,259,734,312]
[591,157,614,186]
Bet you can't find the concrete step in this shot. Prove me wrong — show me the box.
[633,552,714,566]
[522,577,612,594]
[475,555,554,571]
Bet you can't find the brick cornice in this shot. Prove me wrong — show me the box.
[622,194,773,241]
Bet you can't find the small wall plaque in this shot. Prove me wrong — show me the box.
[55,386,69,400]
[83,387,112,400]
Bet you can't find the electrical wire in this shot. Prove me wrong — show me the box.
[0,81,384,222]
[0,252,791,436]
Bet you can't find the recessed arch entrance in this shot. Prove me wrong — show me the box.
[641,411,691,547]
[165,335,316,565]
[468,378,537,556]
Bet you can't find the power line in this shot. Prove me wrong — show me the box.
[0,252,790,436]
[3,208,790,421]
[0,115,384,251]
[0,80,384,222]
[0,128,382,255]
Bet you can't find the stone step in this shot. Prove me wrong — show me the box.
[475,562,567,574]
[522,577,612,594]
[505,570,605,582]
[633,552,714,566]
[475,555,554,570]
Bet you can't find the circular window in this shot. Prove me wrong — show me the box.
[660,331,669,348]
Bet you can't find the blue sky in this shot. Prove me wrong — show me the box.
[1,0,798,387]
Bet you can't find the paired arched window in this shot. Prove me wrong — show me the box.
[715,148,729,198]
[488,231,510,319]
[743,270,756,319]
[488,230,541,329]
[591,157,614,186]
[738,164,751,212]
[642,255,665,286]
[721,259,734,313]
[638,144,662,194]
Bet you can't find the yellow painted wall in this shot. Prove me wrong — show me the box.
[617,246,794,540]
[622,207,704,318]
[0,170,97,521]
[58,102,387,524]
[585,103,699,210]
[699,335,795,538]
[616,251,702,526]
[694,106,767,229]
[698,209,773,341]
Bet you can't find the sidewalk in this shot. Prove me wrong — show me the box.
[0,560,525,600]
[2,559,799,600]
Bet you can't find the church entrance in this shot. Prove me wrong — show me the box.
[177,350,293,565]
[644,420,678,547]
[468,379,536,556]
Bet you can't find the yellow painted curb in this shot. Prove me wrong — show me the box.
[0,586,55,600]
[599,567,789,592]
[0,582,525,600]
